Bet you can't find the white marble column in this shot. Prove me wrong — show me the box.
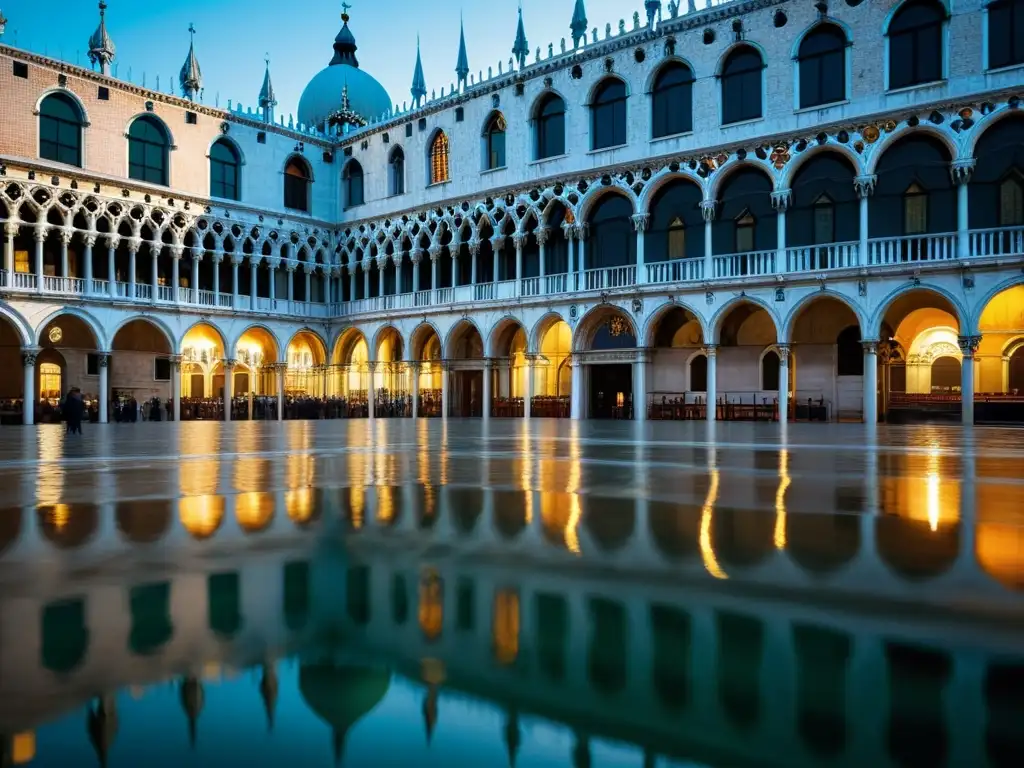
[959,335,980,425]
[349,262,358,299]
[566,226,576,278]
[2,220,16,277]
[634,352,647,422]
[854,175,876,266]
[83,234,95,292]
[106,238,118,297]
[411,253,421,294]
[577,225,587,273]
[491,236,502,282]
[249,258,259,311]
[170,246,182,303]
[570,355,583,420]
[771,191,790,275]
[701,201,716,279]
[706,345,718,422]
[951,160,975,260]
[362,259,370,298]
[411,362,420,418]
[632,213,648,283]
[223,360,236,422]
[59,228,71,278]
[32,226,45,293]
[127,240,139,300]
[536,229,548,278]
[778,345,790,424]
[268,260,278,306]
[231,256,241,308]
[513,233,524,292]
[377,259,386,297]
[863,342,878,425]
[287,263,295,306]
[276,364,285,421]
[170,356,181,422]
[430,247,440,301]
[211,252,222,301]
[441,363,449,420]
[523,357,533,419]
[150,243,159,301]
[22,350,38,425]
[98,353,109,423]
[483,358,492,419]
[469,241,479,285]
[190,249,201,303]
[305,264,314,303]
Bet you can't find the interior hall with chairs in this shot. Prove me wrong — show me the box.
[1,0,1023,425]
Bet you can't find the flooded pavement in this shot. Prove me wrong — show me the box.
[1,419,1023,767]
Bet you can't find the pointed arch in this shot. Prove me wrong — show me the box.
[427,129,451,186]
[708,295,782,345]
[868,284,968,339]
[109,315,175,354]
[782,290,867,343]
[529,311,569,355]
[33,307,106,349]
[232,323,282,363]
[642,300,709,347]
[0,301,33,347]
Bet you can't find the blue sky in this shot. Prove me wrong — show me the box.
[3,0,649,118]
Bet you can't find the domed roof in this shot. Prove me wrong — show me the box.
[297,12,392,129]
[299,663,391,732]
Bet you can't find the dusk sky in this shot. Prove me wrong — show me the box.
[2,0,658,118]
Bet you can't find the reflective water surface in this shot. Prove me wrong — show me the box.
[1,420,1023,767]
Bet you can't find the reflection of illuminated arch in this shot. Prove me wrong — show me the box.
[712,508,775,569]
[976,523,1024,592]
[180,321,228,357]
[418,569,444,642]
[332,327,368,364]
[785,514,860,575]
[236,492,274,533]
[876,516,959,580]
[583,497,636,552]
[37,505,98,549]
[232,324,282,362]
[649,502,701,560]
[116,501,173,544]
[178,496,226,540]
[287,487,320,526]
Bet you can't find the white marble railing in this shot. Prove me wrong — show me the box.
[970,225,1024,258]
[784,242,860,273]
[867,232,958,265]
[646,258,704,285]
[713,249,776,279]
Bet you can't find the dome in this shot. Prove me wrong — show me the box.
[297,13,392,129]
[299,663,391,733]
[298,65,392,128]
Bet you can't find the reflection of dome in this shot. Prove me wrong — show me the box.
[299,663,390,737]
[297,13,391,129]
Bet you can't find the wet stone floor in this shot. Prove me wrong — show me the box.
[0,419,1023,767]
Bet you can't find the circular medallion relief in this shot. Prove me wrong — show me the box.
[48,326,63,344]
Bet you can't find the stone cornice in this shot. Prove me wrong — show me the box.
[0,45,333,150]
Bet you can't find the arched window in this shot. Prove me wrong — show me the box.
[668,217,686,260]
[588,195,636,269]
[127,116,169,185]
[721,46,764,125]
[1009,345,1024,392]
[652,62,694,138]
[283,157,311,212]
[209,139,240,201]
[535,93,566,160]
[761,350,780,391]
[591,78,627,150]
[836,326,863,376]
[389,147,405,196]
[887,0,946,89]
[484,112,507,170]
[903,182,928,234]
[39,93,84,167]
[344,160,364,208]
[1000,174,1024,226]
[39,362,62,400]
[736,210,757,252]
[988,0,1024,69]
[690,354,708,392]
[797,24,847,108]
[813,194,835,244]
[429,131,450,185]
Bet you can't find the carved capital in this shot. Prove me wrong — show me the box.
[230,254,245,266]
[376,255,389,269]
[21,350,40,367]
[284,259,298,272]
[700,200,717,223]
[490,234,506,251]
[83,234,98,248]
[631,213,650,233]
[266,257,281,270]
[561,221,576,240]
[466,238,482,256]
[703,344,718,358]
[511,232,526,249]
[168,245,184,260]
[957,335,982,357]
[534,228,550,246]
[3,220,19,237]
[127,237,143,254]
[97,353,110,368]
[777,345,791,365]
[428,245,443,262]
[770,190,792,213]
[58,228,74,246]
[248,254,263,267]
[191,247,205,261]
[853,174,877,199]
[222,358,238,370]
[411,249,423,264]
[861,341,879,355]
[950,159,976,186]
[32,226,48,244]
[305,262,317,274]
[105,235,121,250]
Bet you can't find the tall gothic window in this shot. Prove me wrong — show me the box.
[209,139,240,201]
[283,156,311,212]
[668,217,686,260]
[343,159,364,208]
[1000,175,1024,225]
[429,131,450,185]
[987,0,1024,69]
[127,116,169,185]
[721,45,764,125]
[39,93,84,167]
[887,0,945,89]
[591,78,627,150]
[813,194,835,244]
[798,24,847,108]
[651,62,694,138]
[903,183,928,234]
[484,112,507,170]
[735,210,757,252]
[389,147,405,196]
[535,93,566,160]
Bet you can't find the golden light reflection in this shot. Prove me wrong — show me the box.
[773,449,790,551]
[927,445,941,532]
[565,494,582,555]
[43,503,70,531]
[699,468,727,580]
[418,569,443,642]
[374,486,391,527]
[563,424,583,554]
[181,455,219,497]
[286,488,313,524]
[492,589,520,666]
[36,427,65,506]
[12,732,35,765]
[519,423,534,523]
[179,496,225,539]
[236,492,274,532]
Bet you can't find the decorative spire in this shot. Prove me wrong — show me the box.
[411,36,427,106]
[330,3,359,67]
[645,1,663,28]
[88,2,116,75]
[179,23,202,101]
[512,5,529,70]
[455,15,469,89]
[570,0,588,48]
[259,55,277,123]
